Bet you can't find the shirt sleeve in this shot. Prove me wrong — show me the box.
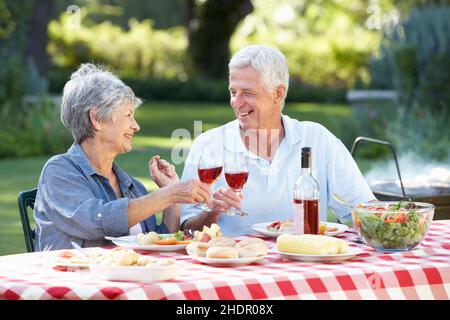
[156,223,170,234]
[38,161,129,240]
[325,132,376,222]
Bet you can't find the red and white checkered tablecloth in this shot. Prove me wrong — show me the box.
[0,220,449,300]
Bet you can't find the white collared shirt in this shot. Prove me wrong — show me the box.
[180,114,375,237]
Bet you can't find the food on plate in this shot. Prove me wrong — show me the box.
[235,237,265,248]
[136,230,192,246]
[206,237,236,247]
[136,232,159,245]
[238,243,268,258]
[193,223,222,242]
[186,242,209,257]
[98,247,175,267]
[319,224,338,235]
[353,201,434,251]
[276,234,349,255]
[56,247,175,268]
[206,246,239,259]
[56,250,103,265]
[267,220,337,235]
[267,220,293,233]
[187,236,268,259]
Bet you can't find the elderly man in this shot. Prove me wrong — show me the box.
[180,45,375,236]
[34,64,210,251]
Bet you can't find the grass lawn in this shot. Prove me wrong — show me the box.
[0,101,372,256]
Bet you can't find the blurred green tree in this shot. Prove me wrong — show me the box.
[186,0,253,79]
[25,0,52,77]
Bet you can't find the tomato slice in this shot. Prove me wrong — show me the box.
[268,221,281,229]
[58,251,75,259]
[201,234,211,243]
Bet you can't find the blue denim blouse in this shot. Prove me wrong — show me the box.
[34,144,169,251]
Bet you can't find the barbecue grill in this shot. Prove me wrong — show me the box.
[351,137,450,220]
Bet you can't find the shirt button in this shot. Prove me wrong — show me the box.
[97,213,102,218]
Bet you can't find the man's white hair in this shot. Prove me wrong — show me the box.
[229,45,289,108]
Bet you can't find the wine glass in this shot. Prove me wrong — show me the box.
[195,154,223,211]
[224,155,249,216]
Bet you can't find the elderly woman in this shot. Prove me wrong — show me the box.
[34,63,210,251]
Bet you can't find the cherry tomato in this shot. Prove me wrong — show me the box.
[396,213,407,224]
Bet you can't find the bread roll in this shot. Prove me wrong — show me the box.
[140,232,159,245]
[238,243,268,258]
[137,256,156,266]
[186,242,208,257]
[235,237,264,248]
[117,250,139,266]
[206,246,239,259]
[207,237,236,248]
[136,233,145,244]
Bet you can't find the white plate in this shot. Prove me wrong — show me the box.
[277,246,365,263]
[111,235,188,252]
[89,263,178,282]
[251,221,348,238]
[54,250,102,268]
[189,255,265,267]
[55,261,91,268]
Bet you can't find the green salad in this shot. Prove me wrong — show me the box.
[354,201,431,250]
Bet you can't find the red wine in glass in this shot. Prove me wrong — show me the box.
[225,171,249,191]
[224,158,249,216]
[198,166,223,184]
[196,156,223,211]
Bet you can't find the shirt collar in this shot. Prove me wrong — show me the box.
[68,144,97,176]
[223,114,302,154]
[68,144,134,190]
[113,163,134,190]
[281,114,302,146]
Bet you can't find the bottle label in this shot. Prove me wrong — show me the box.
[292,203,304,235]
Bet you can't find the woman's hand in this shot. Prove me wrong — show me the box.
[170,179,211,207]
[210,187,243,214]
[149,155,180,187]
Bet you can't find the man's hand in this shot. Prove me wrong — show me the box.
[210,187,243,213]
[149,155,180,187]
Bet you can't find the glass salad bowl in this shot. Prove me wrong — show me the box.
[352,201,434,252]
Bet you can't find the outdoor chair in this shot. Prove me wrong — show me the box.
[18,188,37,252]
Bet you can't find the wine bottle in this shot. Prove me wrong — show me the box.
[293,147,320,235]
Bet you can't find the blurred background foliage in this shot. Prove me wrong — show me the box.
[365,4,450,160]
[0,0,449,160]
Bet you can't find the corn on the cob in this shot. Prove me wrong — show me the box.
[298,234,349,254]
[276,234,349,255]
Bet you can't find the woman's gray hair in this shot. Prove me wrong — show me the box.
[61,63,142,143]
[229,45,289,108]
